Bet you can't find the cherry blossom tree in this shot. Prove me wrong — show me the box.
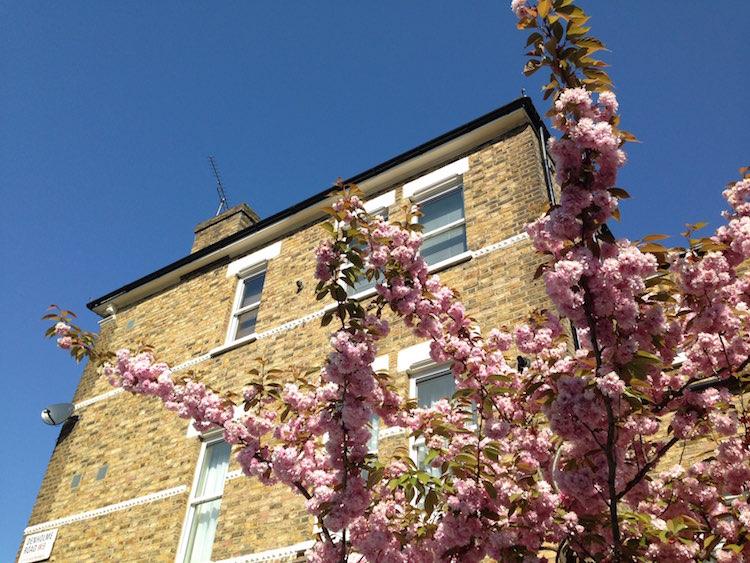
[46,1,750,561]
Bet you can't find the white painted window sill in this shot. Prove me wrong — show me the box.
[426,250,473,274]
[210,254,472,359]
[347,251,472,302]
[347,286,379,301]
[209,333,258,358]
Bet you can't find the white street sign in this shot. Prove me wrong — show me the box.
[19,529,58,563]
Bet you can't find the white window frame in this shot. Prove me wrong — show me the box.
[402,157,468,199]
[346,205,389,301]
[226,264,266,345]
[410,176,468,269]
[341,190,394,301]
[175,432,231,563]
[408,363,454,471]
[366,354,389,455]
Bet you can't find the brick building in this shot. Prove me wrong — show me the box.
[21,97,556,562]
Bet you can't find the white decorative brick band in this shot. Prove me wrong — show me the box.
[173,353,211,372]
[379,426,407,439]
[215,540,315,563]
[74,387,124,410]
[256,307,330,340]
[225,468,244,481]
[74,230,528,410]
[471,231,529,258]
[24,485,188,535]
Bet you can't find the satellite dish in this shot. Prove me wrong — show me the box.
[41,403,75,426]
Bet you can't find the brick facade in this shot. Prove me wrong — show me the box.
[21,100,556,562]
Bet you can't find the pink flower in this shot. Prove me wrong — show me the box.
[511,0,533,20]
[596,372,625,398]
[56,336,73,349]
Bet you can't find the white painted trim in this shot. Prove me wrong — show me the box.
[24,485,188,535]
[255,302,337,340]
[91,107,532,317]
[402,157,468,199]
[226,242,282,278]
[215,540,315,563]
[225,468,243,481]
[408,363,453,402]
[397,341,432,372]
[175,435,231,563]
[408,364,454,468]
[379,426,406,439]
[427,250,473,274]
[372,354,389,373]
[211,333,258,357]
[364,189,395,213]
[74,387,124,410]
[225,267,266,345]
[471,231,529,257]
[186,407,245,439]
[98,315,116,327]
[173,353,212,372]
[73,231,530,411]
[347,285,378,301]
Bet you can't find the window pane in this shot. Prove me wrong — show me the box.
[96,464,108,481]
[184,499,222,563]
[420,187,464,234]
[351,271,380,295]
[235,308,259,339]
[416,371,455,408]
[421,225,467,266]
[367,416,380,454]
[240,272,265,308]
[195,441,231,498]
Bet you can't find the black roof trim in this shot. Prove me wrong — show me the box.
[87,96,548,311]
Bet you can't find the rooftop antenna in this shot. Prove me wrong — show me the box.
[208,155,230,215]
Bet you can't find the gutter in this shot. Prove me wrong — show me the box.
[87,96,549,314]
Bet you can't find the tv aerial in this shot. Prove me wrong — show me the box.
[208,156,230,216]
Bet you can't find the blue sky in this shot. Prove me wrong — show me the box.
[1,1,746,557]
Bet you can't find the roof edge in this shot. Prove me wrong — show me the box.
[87,96,548,313]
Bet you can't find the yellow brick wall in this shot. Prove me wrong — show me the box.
[22,123,554,562]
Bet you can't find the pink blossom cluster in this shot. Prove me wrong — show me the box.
[55,322,72,349]
[42,6,750,560]
[510,0,533,20]
[496,17,750,548]
[308,194,569,562]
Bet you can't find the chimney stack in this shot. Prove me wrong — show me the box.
[191,203,260,253]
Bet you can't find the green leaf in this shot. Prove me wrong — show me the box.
[483,480,498,499]
[640,242,668,253]
[526,32,543,47]
[537,0,551,18]
[608,187,631,199]
[576,37,606,53]
[523,59,542,76]
[321,311,333,327]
